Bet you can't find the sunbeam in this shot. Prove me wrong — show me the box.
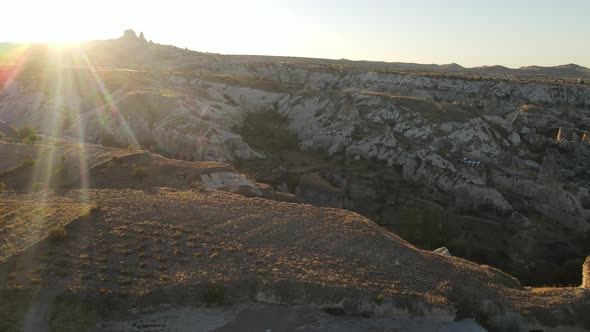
[78,49,139,148]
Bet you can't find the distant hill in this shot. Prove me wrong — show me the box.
[1,36,589,80]
[517,63,590,79]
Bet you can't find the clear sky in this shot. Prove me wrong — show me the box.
[2,0,589,68]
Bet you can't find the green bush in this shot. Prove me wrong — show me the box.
[17,127,36,139]
[48,226,67,241]
[0,182,7,191]
[22,160,36,167]
[374,294,385,305]
[22,134,39,145]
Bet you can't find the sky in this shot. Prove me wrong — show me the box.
[2,0,589,68]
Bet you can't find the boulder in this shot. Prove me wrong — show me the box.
[519,126,531,135]
[433,247,452,257]
[508,132,521,145]
[583,256,590,288]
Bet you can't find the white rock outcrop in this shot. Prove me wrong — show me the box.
[200,172,262,196]
[433,247,452,257]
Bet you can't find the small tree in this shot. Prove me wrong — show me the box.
[23,134,39,145]
[17,127,36,139]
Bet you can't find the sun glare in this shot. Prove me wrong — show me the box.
[47,42,81,50]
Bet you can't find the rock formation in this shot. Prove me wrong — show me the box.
[122,29,137,40]
[583,256,590,288]
[433,247,452,257]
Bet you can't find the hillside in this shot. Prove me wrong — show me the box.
[1,188,589,331]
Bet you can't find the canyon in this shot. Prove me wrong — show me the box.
[1,30,590,331]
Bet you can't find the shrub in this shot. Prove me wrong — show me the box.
[82,204,101,217]
[17,127,36,139]
[132,166,148,181]
[374,294,385,305]
[22,160,35,167]
[22,134,39,145]
[202,282,224,304]
[48,226,67,241]
[0,182,6,191]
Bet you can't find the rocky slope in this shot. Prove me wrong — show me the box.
[1,32,590,286]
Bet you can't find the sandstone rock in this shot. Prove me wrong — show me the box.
[433,247,452,257]
[200,172,262,196]
[583,256,590,288]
